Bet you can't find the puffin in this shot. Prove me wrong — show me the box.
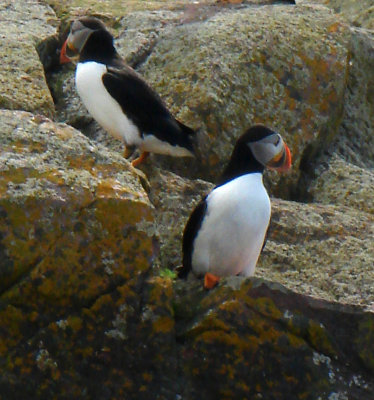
[60,17,195,167]
[178,125,292,289]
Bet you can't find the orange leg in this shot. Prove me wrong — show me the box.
[123,147,135,159]
[204,273,220,290]
[131,151,149,167]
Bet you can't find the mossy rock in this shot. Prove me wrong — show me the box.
[0,110,156,361]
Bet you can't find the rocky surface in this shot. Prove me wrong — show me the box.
[307,0,374,30]
[0,0,57,116]
[175,278,374,400]
[0,110,156,363]
[0,0,373,399]
[308,155,374,213]
[50,1,351,198]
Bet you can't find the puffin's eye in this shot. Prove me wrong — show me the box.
[274,135,281,146]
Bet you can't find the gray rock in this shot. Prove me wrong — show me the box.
[308,155,374,214]
[0,0,58,41]
[258,198,374,309]
[303,0,374,30]
[174,277,374,400]
[139,3,350,195]
[302,29,374,210]
[0,109,154,294]
[0,0,58,116]
[330,28,374,169]
[0,38,55,116]
[1,1,374,399]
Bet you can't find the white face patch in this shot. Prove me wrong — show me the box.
[248,133,284,166]
[69,21,94,53]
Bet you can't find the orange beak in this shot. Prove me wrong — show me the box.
[268,143,292,172]
[60,39,71,64]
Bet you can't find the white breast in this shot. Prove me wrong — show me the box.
[191,173,271,277]
[75,62,141,146]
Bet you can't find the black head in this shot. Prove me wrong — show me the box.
[218,124,292,185]
[61,17,117,64]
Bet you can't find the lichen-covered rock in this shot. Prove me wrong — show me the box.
[308,155,374,214]
[44,0,216,19]
[0,276,177,400]
[329,28,374,170]
[139,3,350,195]
[300,28,374,210]
[175,277,374,400]
[0,0,58,40]
[258,198,374,308]
[0,110,156,360]
[1,1,374,399]
[307,0,374,30]
[0,39,55,117]
[0,0,57,116]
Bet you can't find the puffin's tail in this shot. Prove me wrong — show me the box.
[177,120,196,154]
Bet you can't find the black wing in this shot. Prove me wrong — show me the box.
[261,218,272,252]
[179,196,208,279]
[102,66,195,151]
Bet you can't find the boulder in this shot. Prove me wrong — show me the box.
[329,28,374,170]
[1,1,374,399]
[258,198,374,308]
[0,0,57,116]
[0,0,57,39]
[307,0,374,30]
[139,3,350,195]
[308,155,374,214]
[0,110,156,362]
[0,276,177,400]
[300,28,374,207]
[175,277,374,400]
[45,0,211,18]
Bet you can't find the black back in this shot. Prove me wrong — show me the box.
[179,197,208,278]
[102,66,195,151]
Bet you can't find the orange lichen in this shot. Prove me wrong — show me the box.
[307,320,336,357]
[327,22,341,33]
[152,316,174,334]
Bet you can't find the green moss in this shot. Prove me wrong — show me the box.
[159,268,177,279]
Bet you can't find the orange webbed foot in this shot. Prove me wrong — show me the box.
[204,273,220,290]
